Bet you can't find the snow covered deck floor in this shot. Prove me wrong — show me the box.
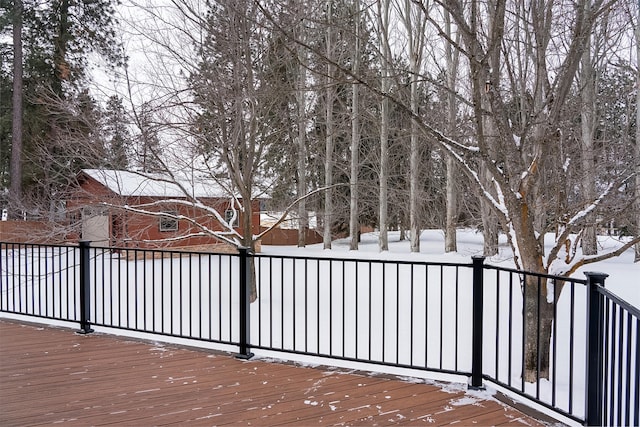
[0,319,548,426]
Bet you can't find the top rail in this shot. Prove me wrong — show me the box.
[483,263,588,285]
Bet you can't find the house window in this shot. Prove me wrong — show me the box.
[159,212,178,232]
[225,209,237,227]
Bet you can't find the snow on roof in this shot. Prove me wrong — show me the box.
[260,211,318,229]
[80,169,230,199]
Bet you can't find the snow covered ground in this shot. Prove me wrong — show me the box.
[260,229,638,308]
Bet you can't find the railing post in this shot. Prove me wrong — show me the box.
[77,241,94,334]
[236,246,254,359]
[469,256,485,389]
[584,271,608,427]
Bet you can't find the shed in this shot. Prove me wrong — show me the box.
[67,169,260,250]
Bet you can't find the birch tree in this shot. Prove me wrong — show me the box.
[296,35,309,248]
[576,1,625,256]
[635,4,640,262]
[324,0,336,249]
[349,0,361,250]
[399,0,428,253]
[377,0,392,251]
[579,12,598,256]
[443,7,459,253]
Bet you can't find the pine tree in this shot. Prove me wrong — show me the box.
[103,95,130,170]
[0,0,124,214]
[134,105,163,173]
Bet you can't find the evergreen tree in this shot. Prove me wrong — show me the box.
[0,0,124,215]
[103,95,131,170]
[135,106,163,173]
[0,57,11,190]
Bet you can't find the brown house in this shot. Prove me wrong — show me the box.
[68,169,260,250]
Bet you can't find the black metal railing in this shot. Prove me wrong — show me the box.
[0,242,239,345]
[586,273,640,427]
[250,253,474,376]
[0,242,81,322]
[1,241,638,426]
[480,263,591,422]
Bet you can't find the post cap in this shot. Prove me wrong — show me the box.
[584,271,609,283]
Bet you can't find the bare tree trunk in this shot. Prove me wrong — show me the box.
[512,199,553,381]
[480,103,498,256]
[297,31,308,248]
[480,177,499,255]
[402,0,426,253]
[409,63,421,252]
[444,10,459,253]
[580,11,598,255]
[10,0,24,208]
[379,93,389,250]
[242,195,257,302]
[523,276,555,382]
[479,0,499,257]
[378,0,391,252]
[409,128,420,250]
[635,11,640,262]
[445,157,457,251]
[349,0,360,251]
[52,0,70,97]
[323,1,335,250]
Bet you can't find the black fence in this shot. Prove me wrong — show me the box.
[1,241,638,426]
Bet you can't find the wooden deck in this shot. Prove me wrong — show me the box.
[0,319,549,426]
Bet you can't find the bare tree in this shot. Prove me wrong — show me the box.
[323,0,336,250]
[443,6,460,253]
[377,0,392,251]
[349,0,361,250]
[577,0,625,256]
[431,0,639,380]
[111,1,342,303]
[121,0,289,257]
[635,4,640,262]
[9,0,23,209]
[399,0,428,253]
[579,19,598,256]
[296,20,309,248]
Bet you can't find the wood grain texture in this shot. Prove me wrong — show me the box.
[0,319,545,426]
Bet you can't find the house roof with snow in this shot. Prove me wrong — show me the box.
[79,169,231,199]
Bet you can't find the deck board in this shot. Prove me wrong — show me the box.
[0,319,549,426]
